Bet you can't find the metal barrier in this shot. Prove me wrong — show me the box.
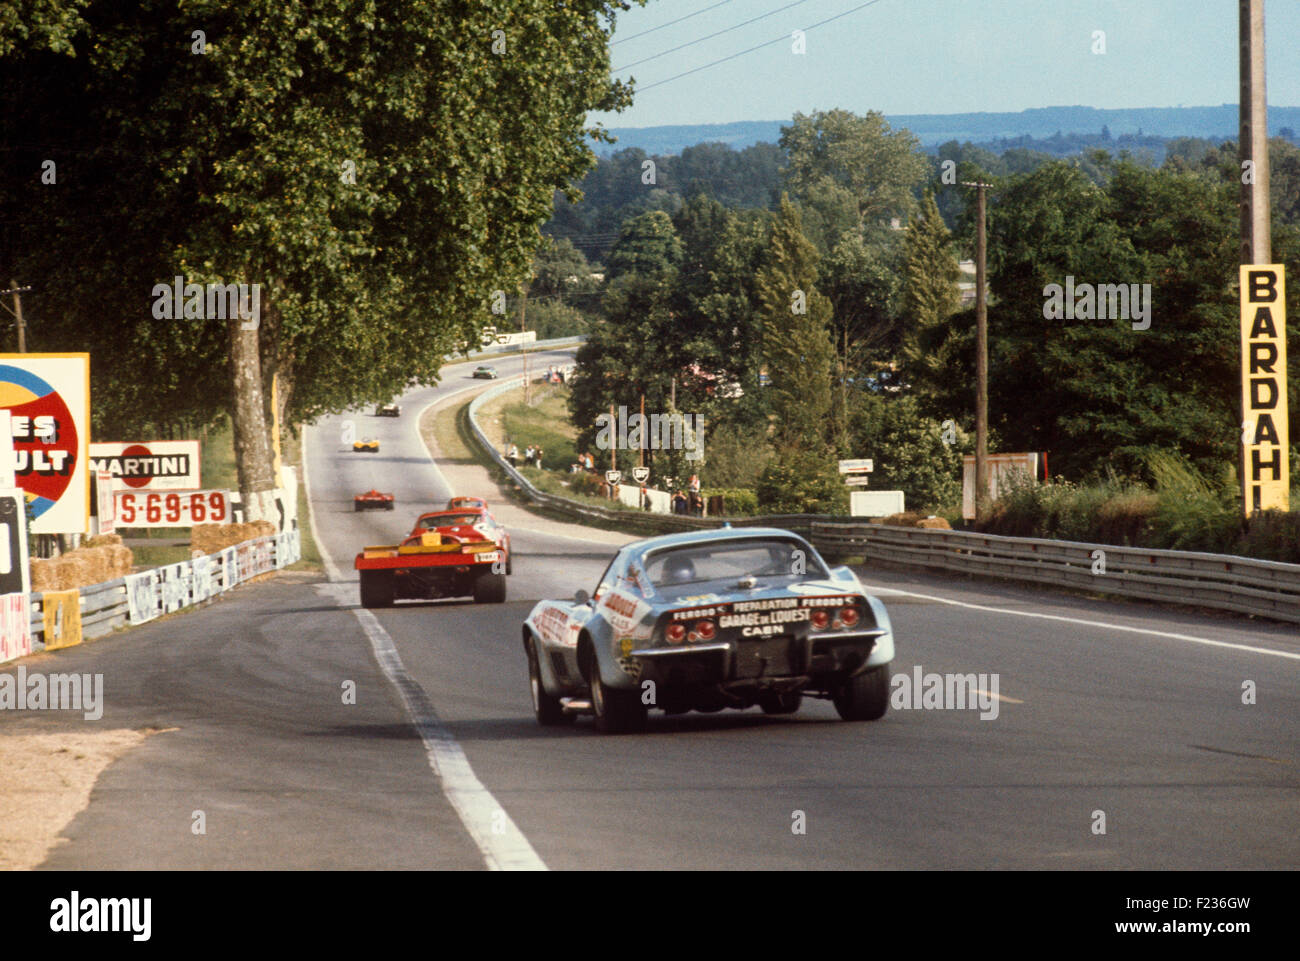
[810,522,1300,624]
[465,378,1300,625]
[19,529,302,654]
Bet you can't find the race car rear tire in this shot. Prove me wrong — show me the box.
[359,571,395,609]
[505,552,513,576]
[528,638,570,726]
[385,502,394,511]
[832,665,889,721]
[354,502,361,512]
[590,665,647,734]
[472,571,507,604]
[759,691,803,715]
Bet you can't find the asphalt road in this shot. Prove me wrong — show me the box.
[11,350,1300,869]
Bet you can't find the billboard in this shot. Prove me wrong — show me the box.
[0,353,90,534]
[89,440,201,490]
[1239,265,1289,514]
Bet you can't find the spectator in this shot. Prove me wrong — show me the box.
[534,445,544,469]
[506,442,519,467]
[688,490,703,517]
[672,490,688,515]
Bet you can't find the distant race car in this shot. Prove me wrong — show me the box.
[353,439,380,453]
[355,508,510,607]
[412,507,511,574]
[354,489,395,511]
[472,366,498,379]
[521,527,895,733]
[447,495,488,511]
[374,403,401,417]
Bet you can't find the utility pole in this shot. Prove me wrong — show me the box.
[520,288,529,405]
[1239,0,1275,515]
[1239,0,1270,267]
[2,281,32,351]
[962,182,994,521]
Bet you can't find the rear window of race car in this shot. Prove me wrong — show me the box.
[643,538,828,595]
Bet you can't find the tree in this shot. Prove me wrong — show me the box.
[780,109,929,248]
[754,197,845,513]
[1,1,644,513]
[899,192,961,398]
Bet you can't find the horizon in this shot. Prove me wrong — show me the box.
[590,0,1300,129]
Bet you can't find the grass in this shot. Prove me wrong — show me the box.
[477,381,578,471]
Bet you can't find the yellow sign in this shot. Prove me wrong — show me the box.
[41,588,83,651]
[1239,265,1290,514]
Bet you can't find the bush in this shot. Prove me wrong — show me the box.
[706,488,758,516]
[567,470,607,498]
[756,451,847,515]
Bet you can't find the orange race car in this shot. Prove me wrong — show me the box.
[447,495,488,510]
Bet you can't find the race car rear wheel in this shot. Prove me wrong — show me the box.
[832,665,889,721]
[505,552,513,576]
[359,571,395,609]
[528,638,570,726]
[354,502,361,512]
[759,691,803,715]
[385,502,394,511]
[589,664,647,734]
[472,570,507,604]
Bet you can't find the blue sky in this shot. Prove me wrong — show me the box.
[590,0,1300,128]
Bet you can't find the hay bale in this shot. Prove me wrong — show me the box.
[192,521,278,555]
[916,516,952,530]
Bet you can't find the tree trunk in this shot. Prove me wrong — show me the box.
[229,313,276,522]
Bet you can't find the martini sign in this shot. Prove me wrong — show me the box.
[0,354,90,534]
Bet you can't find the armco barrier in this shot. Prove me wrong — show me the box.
[465,379,1300,625]
[5,528,301,661]
[809,522,1300,625]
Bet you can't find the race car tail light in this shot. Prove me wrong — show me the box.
[838,606,860,628]
[692,619,716,641]
[665,622,686,644]
[810,609,830,630]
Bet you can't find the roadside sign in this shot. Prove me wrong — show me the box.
[1240,265,1289,513]
[89,440,201,490]
[632,466,650,484]
[115,489,230,527]
[605,470,622,486]
[838,458,873,473]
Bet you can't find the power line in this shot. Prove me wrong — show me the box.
[613,0,734,45]
[635,0,887,93]
[614,0,810,72]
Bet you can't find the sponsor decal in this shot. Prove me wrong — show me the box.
[0,354,90,534]
[89,440,201,490]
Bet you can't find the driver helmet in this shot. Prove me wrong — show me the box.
[663,555,696,584]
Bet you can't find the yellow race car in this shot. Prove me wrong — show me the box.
[353,438,380,453]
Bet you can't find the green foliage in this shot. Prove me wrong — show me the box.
[780,109,929,247]
[704,488,758,516]
[849,393,968,511]
[604,210,682,281]
[899,192,961,386]
[756,450,847,515]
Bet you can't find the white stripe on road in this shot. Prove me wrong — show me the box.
[863,584,1300,661]
[303,423,548,871]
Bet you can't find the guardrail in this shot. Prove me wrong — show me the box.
[465,376,1300,625]
[466,335,586,357]
[811,522,1300,625]
[9,529,302,660]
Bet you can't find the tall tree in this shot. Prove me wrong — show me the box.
[899,191,961,400]
[754,197,845,513]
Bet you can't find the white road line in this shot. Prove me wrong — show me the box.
[863,584,1300,662]
[303,423,548,871]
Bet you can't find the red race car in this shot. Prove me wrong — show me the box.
[354,489,395,512]
[447,495,488,511]
[412,507,511,575]
[355,508,510,608]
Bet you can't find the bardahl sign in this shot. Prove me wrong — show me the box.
[1239,265,1289,514]
[0,353,90,535]
[89,440,201,491]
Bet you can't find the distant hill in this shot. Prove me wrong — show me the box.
[597,105,1300,157]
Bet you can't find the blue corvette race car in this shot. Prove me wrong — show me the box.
[522,527,895,733]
